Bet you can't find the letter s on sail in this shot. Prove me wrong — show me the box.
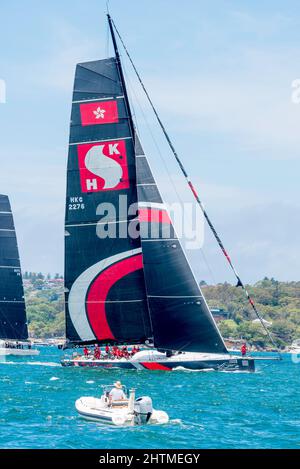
[84,144,122,189]
[68,249,142,341]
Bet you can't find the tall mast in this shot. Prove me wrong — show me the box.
[107,14,135,142]
[107,13,154,343]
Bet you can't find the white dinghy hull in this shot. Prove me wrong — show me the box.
[75,388,169,427]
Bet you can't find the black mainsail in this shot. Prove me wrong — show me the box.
[0,195,28,340]
[63,20,227,354]
[64,58,151,346]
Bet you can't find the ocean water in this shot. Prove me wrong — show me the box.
[0,348,299,449]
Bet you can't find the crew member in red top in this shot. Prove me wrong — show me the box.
[83,346,89,357]
[94,345,101,360]
[241,343,247,357]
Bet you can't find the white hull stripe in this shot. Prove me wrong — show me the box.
[68,248,142,341]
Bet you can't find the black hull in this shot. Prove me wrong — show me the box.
[61,356,255,372]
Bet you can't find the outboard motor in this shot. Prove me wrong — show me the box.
[134,396,153,425]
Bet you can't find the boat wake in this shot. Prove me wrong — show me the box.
[169,418,183,425]
[172,366,215,372]
[169,419,205,430]
[0,361,60,367]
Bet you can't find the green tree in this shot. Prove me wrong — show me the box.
[218,319,238,338]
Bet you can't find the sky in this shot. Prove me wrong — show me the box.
[0,0,300,283]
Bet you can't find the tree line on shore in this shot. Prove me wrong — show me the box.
[202,277,300,349]
[25,275,300,348]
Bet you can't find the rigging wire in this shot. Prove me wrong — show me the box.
[109,15,281,358]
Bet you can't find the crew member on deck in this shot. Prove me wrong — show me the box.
[83,346,89,357]
[122,346,129,358]
[241,343,247,356]
[94,345,101,360]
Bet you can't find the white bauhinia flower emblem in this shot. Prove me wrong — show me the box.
[93,106,106,119]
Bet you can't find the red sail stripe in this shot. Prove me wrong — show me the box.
[138,208,171,224]
[140,362,171,371]
[86,253,143,341]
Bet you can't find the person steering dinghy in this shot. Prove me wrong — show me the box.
[108,381,128,406]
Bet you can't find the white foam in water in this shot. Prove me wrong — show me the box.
[49,377,59,381]
[172,366,215,372]
[0,361,60,367]
[86,380,95,384]
[30,362,60,367]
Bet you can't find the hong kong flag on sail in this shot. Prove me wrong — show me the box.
[77,139,129,193]
[79,100,119,126]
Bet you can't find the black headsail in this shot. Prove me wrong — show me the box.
[64,58,152,346]
[135,138,227,353]
[0,195,28,340]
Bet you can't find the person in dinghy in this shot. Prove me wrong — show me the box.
[108,381,127,405]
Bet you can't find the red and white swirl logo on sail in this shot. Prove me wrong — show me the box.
[77,139,129,192]
[68,249,143,342]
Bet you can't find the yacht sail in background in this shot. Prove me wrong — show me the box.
[0,195,39,356]
[61,15,255,371]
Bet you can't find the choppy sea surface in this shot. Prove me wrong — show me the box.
[0,348,299,449]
